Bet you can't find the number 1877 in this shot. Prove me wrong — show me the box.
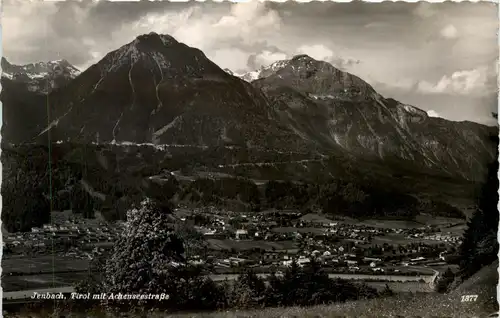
[461,295,478,302]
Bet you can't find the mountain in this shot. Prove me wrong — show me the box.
[22,33,306,151]
[1,57,80,93]
[242,55,496,181]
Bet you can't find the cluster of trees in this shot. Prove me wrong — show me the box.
[1,146,52,232]
[458,128,499,280]
[1,178,50,232]
[262,179,463,219]
[180,177,260,209]
[257,262,379,308]
[174,177,463,220]
[1,171,464,232]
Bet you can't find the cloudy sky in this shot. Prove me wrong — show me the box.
[2,0,498,125]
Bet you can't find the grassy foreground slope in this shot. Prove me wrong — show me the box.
[449,260,499,312]
[160,296,492,318]
[17,269,497,318]
[29,294,491,318]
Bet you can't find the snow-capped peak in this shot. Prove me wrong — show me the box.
[236,59,291,83]
[1,57,81,93]
[402,104,428,117]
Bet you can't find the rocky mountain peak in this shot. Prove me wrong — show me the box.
[290,54,316,63]
[1,57,80,93]
[134,32,178,49]
[94,32,223,81]
[250,55,376,99]
[1,57,12,70]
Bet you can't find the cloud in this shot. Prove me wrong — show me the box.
[125,2,284,72]
[296,44,359,71]
[417,67,491,96]
[212,48,250,73]
[364,22,389,29]
[427,110,441,118]
[3,1,284,71]
[297,44,333,62]
[440,24,458,39]
[413,2,437,19]
[134,2,282,53]
[247,50,289,70]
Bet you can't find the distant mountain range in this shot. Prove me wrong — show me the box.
[1,57,80,94]
[1,32,497,183]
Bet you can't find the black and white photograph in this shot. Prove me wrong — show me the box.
[1,1,498,317]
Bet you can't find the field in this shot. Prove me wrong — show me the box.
[442,224,467,235]
[2,272,86,292]
[2,255,90,292]
[271,227,326,234]
[207,239,297,251]
[414,215,465,227]
[299,213,335,224]
[366,281,432,293]
[348,219,423,229]
[369,234,450,246]
[338,216,466,230]
[2,255,90,274]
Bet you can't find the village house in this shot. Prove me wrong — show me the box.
[297,256,311,267]
[228,257,247,266]
[235,229,249,240]
[263,252,280,262]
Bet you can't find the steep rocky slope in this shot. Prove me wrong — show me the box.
[250,55,496,181]
[1,78,48,144]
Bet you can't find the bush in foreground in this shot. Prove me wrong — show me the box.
[102,198,185,310]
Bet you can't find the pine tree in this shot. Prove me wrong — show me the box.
[380,284,394,297]
[230,269,266,308]
[435,268,455,293]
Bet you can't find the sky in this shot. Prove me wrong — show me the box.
[2,0,498,126]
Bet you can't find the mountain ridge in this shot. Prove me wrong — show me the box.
[1,32,497,182]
